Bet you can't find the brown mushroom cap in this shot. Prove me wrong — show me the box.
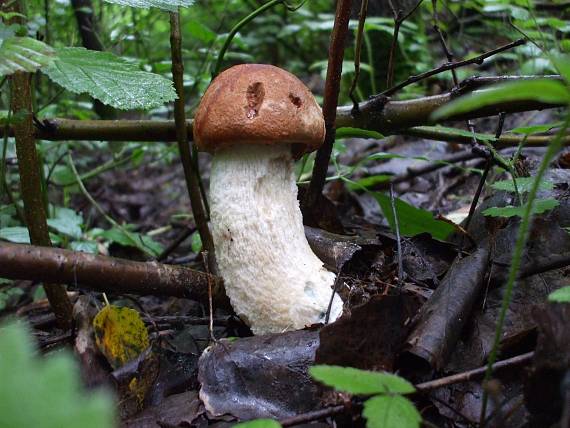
[193,64,325,154]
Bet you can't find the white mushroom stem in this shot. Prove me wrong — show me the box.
[209,143,343,335]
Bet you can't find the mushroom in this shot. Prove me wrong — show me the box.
[193,64,343,335]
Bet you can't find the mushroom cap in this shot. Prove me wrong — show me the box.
[193,64,325,154]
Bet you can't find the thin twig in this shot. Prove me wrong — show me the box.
[170,11,217,273]
[389,183,404,287]
[348,0,369,111]
[280,405,346,427]
[157,226,196,262]
[382,38,525,97]
[386,0,424,88]
[416,352,534,392]
[303,0,353,222]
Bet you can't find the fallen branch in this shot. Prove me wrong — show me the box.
[415,351,534,392]
[1,78,561,143]
[0,242,229,308]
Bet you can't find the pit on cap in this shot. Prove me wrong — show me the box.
[193,64,325,154]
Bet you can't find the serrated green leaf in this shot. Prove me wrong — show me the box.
[363,395,421,428]
[548,286,570,303]
[336,127,384,140]
[490,177,553,193]
[309,365,415,395]
[483,198,559,218]
[0,226,31,243]
[103,0,194,11]
[373,192,455,241]
[43,47,177,110]
[432,80,570,121]
[234,419,282,428]
[0,322,115,428]
[0,36,55,76]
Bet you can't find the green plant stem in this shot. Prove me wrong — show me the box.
[170,11,217,273]
[212,0,287,77]
[479,113,570,425]
[67,152,155,257]
[364,31,376,94]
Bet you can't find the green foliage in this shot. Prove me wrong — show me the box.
[310,365,420,428]
[47,207,84,240]
[0,226,31,243]
[309,365,415,395]
[0,22,55,76]
[363,395,421,428]
[432,80,570,121]
[482,198,559,218]
[0,322,115,428]
[548,286,570,303]
[91,226,164,257]
[191,231,202,254]
[103,0,194,11]
[490,177,553,193]
[373,192,455,241]
[0,287,24,312]
[234,419,282,428]
[335,127,384,140]
[43,48,177,110]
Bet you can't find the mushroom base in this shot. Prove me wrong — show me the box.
[210,144,343,335]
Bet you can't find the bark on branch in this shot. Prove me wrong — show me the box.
[0,243,229,308]
[10,80,563,143]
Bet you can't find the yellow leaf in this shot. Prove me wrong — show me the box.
[93,305,149,370]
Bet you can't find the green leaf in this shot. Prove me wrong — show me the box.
[363,395,421,428]
[234,419,282,428]
[365,152,428,162]
[490,177,553,193]
[552,55,570,84]
[95,226,163,256]
[70,241,99,254]
[0,322,115,428]
[103,0,194,11]
[483,198,559,218]
[336,127,384,140]
[191,231,202,254]
[373,193,455,241]
[412,126,496,142]
[43,47,177,110]
[309,365,415,395]
[0,36,55,76]
[347,175,392,190]
[432,80,570,121]
[509,122,562,135]
[0,226,31,243]
[47,207,83,239]
[548,286,570,303]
